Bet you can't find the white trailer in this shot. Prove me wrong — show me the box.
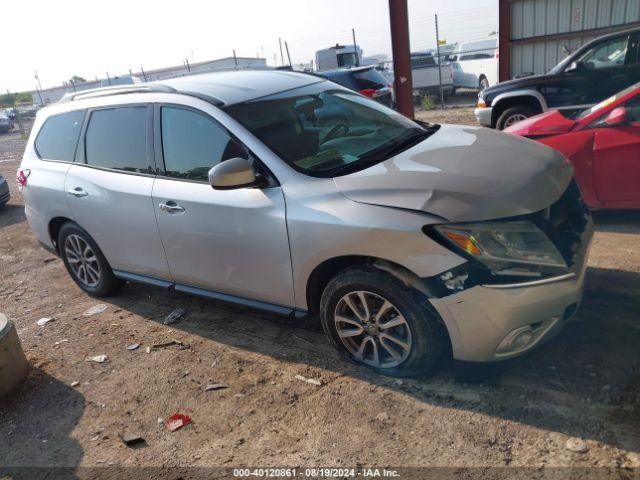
[315,44,363,71]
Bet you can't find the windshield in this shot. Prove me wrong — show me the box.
[225,84,436,177]
[577,82,640,119]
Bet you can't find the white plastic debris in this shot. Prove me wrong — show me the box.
[37,317,54,327]
[54,339,68,346]
[127,343,140,351]
[294,374,322,386]
[85,355,108,363]
[205,383,229,391]
[565,437,589,453]
[83,304,108,317]
[70,381,80,387]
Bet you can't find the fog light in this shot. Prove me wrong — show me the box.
[496,326,534,354]
[440,271,468,291]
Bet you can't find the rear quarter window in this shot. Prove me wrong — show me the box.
[35,110,85,161]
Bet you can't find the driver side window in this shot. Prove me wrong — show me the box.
[160,106,249,182]
[575,36,629,70]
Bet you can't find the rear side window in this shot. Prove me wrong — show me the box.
[161,106,248,182]
[35,110,85,161]
[84,107,149,173]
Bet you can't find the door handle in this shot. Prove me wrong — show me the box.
[67,187,88,198]
[159,202,185,214]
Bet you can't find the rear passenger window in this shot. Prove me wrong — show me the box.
[161,106,248,181]
[85,107,149,173]
[35,110,85,161]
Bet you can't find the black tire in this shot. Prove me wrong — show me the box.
[496,105,534,130]
[58,222,121,297]
[320,267,445,377]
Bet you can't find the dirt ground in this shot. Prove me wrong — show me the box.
[0,111,639,479]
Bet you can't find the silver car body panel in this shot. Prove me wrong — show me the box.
[333,125,574,222]
[19,72,591,363]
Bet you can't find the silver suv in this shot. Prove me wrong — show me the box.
[19,70,593,377]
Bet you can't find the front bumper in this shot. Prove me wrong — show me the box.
[430,219,593,363]
[474,107,493,127]
[0,179,10,205]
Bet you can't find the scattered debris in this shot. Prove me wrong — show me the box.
[294,374,322,386]
[70,381,80,387]
[146,347,151,354]
[234,393,246,399]
[127,343,140,351]
[163,308,186,325]
[165,413,191,432]
[565,437,589,453]
[54,339,68,346]
[205,383,229,391]
[85,355,108,363]
[119,432,146,447]
[151,340,190,351]
[157,417,164,425]
[83,304,108,317]
[36,317,54,327]
[291,333,314,346]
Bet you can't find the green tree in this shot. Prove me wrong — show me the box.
[69,75,87,84]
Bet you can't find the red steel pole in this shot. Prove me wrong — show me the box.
[388,0,414,119]
[498,0,511,82]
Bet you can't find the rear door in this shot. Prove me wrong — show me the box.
[592,94,640,205]
[64,104,171,280]
[151,104,294,309]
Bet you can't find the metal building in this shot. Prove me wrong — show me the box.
[499,0,640,80]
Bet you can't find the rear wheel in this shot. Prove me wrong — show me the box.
[496,105,534,130]
[58,222,121,297]
[320,267,445,377]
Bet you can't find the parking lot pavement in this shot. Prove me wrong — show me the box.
[0,115,638,474]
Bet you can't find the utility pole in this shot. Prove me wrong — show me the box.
[279,37,285,67]
[285,41,292,68]
[185,58,191,73]
[106,72,112,86]
[233,50,238,68]
[140,66,147,82]
[435,14,445,109]
[388,0,414,118]
[352,28,360,66]
[34,71,44,105]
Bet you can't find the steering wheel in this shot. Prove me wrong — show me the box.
[322,122,349,144]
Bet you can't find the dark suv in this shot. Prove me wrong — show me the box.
[476,27,640,129]
[317,66,394,108]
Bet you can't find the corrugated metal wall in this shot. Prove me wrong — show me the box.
[509,0,640,76]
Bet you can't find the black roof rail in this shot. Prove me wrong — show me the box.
[60,84,177,102]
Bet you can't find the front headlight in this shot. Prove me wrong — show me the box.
[434,221,567,276]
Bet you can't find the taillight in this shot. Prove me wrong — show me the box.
[17,169,29,189]
[359,89,377,98]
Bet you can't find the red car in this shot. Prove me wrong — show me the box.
[505,82,640,210]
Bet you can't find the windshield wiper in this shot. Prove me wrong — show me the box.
[323,125,440,178]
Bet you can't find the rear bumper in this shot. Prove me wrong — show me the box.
[430,219,593,362]
[474,107,493,127]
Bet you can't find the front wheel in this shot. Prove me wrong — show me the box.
[58,222,121,297]
[320,267,445,377]
[496,105,534,130]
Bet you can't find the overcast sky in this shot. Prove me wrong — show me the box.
[2,0,497,93]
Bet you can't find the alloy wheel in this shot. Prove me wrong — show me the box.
[334,291,412,368]
[503,113,527,128]
[64,234,102,287]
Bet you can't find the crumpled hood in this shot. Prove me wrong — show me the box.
[504,110,577,137]
[333,124,573,222]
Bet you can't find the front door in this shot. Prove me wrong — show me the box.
[151,105,294,309]
[592,95,640,205]
[65,105,171,280]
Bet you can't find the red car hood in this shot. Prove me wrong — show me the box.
[504,110,577,136]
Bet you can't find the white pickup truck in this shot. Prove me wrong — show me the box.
[381,53,454,97]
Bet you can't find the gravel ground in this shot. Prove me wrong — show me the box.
[0,111,639,479]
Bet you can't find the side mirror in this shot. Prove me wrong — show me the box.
[208,157,258,190]
[603,107,627,127]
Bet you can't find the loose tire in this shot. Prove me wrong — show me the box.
[496,105,534,130]
[58,222,121,297]
[320,267,445,377]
